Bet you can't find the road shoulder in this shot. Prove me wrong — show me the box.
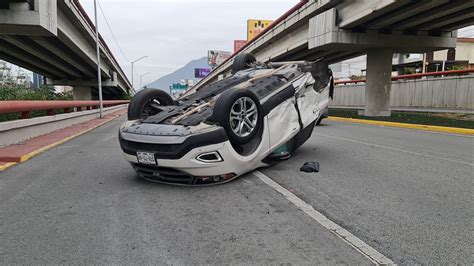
[328,116,474,135]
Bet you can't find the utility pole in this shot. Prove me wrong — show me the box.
[140,72,151,89]
[131,56,148,90]
[94,0,103,118]
[422,53,427,74]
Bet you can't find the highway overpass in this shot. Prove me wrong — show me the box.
[0,0,133,100]
[193,0,473,116]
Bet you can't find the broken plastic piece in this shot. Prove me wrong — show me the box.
[300,162,319,173]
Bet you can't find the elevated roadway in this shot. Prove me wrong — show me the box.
[0,0,133,99]
[0,115,472,264]
[193,0,473,116]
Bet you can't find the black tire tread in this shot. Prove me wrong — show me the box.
[232,53,256,73]
[128,89,173,120]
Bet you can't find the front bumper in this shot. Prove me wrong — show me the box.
[131,163,237,185]
[119,126,265,185]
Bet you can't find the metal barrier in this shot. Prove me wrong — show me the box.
[334,69,474,85]
[331,74,474,110]
[0,100,129,119]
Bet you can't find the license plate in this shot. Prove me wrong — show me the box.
[137,152,157,165]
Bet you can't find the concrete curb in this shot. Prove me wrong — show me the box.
[0,109,126,171]
[327,116,474,136]
[0,162,16,171]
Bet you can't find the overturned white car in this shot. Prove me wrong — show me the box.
[119,53,333,185]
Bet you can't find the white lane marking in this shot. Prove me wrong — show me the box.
[241,179,255,185]
[254,170,394,265]
[316,133,474,167]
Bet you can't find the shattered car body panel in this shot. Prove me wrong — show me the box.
[119,56,332,185]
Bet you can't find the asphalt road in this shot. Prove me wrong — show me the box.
[0,116,472,264]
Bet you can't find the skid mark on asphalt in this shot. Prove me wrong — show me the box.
[315,133,474,167]
[253,170,394,265]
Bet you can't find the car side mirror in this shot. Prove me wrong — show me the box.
[310,60,331,92]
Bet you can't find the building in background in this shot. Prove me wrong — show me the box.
[0,60,32,87]
[433,38,473,69]
[32,73,43,89]
[54,86,73,94]
[389,38,474,74]
[234,40,247,53]
[330,56,366,80]
[247,19,273,41]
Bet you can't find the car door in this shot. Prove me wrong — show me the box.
[296,75,322,128]
[296,61,331,127]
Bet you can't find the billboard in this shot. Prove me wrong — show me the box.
[208,50,232,67]
[234,40,247,53]
[194,68,211,78]
[247,19,273,41]
[170,83,187,96]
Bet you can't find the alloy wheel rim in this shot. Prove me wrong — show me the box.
[229,96,258,138]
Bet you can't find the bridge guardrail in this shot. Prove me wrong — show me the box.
[331,70,474,111]
[0,100,129,119]
[334,69,474,85]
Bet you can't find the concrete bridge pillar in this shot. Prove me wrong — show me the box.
[362,49,392,117]
[73,86,92,100]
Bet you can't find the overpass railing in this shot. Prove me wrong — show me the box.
[331,69,474,111]
[0,100,129,119]
[334,69,474,85]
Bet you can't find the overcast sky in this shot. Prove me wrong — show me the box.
[80,0,297,86]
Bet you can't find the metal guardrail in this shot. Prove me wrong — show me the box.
[334,69,474,85]
[0,100,129,119]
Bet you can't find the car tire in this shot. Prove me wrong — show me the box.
[292,120,316,152]
[128,89,174,120]
[231,53,256,73]
[213,88,263,145]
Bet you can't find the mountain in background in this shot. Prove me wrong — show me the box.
[146,57,209,92]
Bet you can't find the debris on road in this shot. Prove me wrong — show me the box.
[300,162,320,173]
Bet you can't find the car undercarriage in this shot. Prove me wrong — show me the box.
[119,53,333,185]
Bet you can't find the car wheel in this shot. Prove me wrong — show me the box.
[128,89,174,120]
[213,88,263,145]
[231,53,256,73]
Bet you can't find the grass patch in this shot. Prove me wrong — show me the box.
[329,109,474,129]
[1,85,73,101]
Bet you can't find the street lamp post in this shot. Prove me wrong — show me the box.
[140,72,151,89]
[131,56,148,90]
[93,0,103,118]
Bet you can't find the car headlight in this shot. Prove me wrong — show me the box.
[196,151,223,163]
